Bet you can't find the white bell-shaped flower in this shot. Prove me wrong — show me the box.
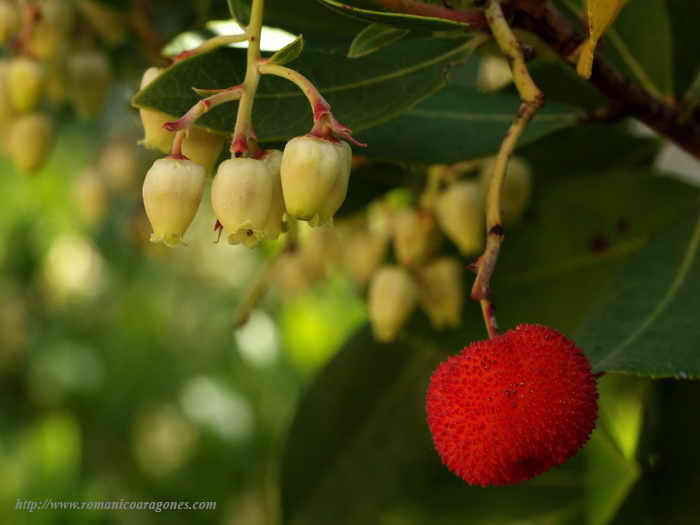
[142,157,206,246]
[211,157,274,247]
[281,135,351,224]
[368,265,418,342]
[435,180,484,256]
[261,149,285,240]
[418,257,464,329]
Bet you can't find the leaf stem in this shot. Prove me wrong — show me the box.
[231,0,266,156]
[164,87,244,132]
[471,0,543,338]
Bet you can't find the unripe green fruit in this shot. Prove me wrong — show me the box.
[7,58,45,113]
[343,229,387,284]
[142,157,206,246]
[261,149,285,240]
[435,180,484,256]
[0,1,18,44]
[211,157,275,247]
[281,135,351,224]
[8,113,54,172]
[368,265,418,342]
[480,156,532,224]
[418,257,464,329]
[68,50,112,118]
[392,208,439,267]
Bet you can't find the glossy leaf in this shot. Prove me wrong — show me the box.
[280,171,697,525]
[227,0,250,25]
[132,37,482,143]
[268,34,304,65]
[358,86,579,163]
[560,0,674,101]
[668,0,700,97]
[577,210,700,378]
[348,23,410,58]
[317,0,483,32]
[577,0,627,79]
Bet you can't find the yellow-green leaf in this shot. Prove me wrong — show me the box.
[578,0,627,78]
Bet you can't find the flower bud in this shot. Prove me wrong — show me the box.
[98,140,138,192]
[0,1,18,44]
[211,158,274,247]
[74,169,107,226]
[142,157,206,246]
[0,61,16,151]
[418,257,464,329]
[480,156,532,225]
[393,208,439,267]
[273,253,311,297]
[181,126,225,174]
[343,229,387,284]
[477,53,513,93]
[7,58,44,113]
[261,149,285,240]
[138,67,173,153]
[368,265,418,342]
[435,181,484,256]
[8,114,53,172]
[45,63,67,103]
[29,0,74,60]
[68,50,112,118]
[281,135,351,224]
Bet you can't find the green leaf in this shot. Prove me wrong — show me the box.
[358,86,579,163]
[268,34,305,65]
[586,429,640,525]
[317,0,483,31]
[132,36,483,143]
[667,0,700,98]
[227,0,251,25]
[558,0,674,101]
[577,210,700,378]
[280,171,697,525]
[348,23,410,59]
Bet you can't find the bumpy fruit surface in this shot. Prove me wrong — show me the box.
[368,265,418,342]
[68,50,112,117]
[9,114,53,172]
[142,157,206,246]
[281,135,351,224]
[261,149,285,240]
[435,180,483,255]
[418,257,463,329]
[211,158,274,247]
[7,58,44,113]
[393,208,439,267]
[0,1,18,44]
[426,324,598,487]
[480,156,532,224]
